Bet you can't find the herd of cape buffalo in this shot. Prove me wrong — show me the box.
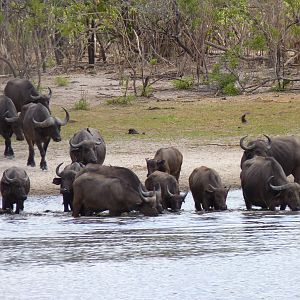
[1,78,300,216]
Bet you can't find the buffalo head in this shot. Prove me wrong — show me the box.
[52,162,82,194]
[30,87,52,112]
[146,158,167,177]
[166,186,188,212]
[138,184,163,216]
[268,177,300,211]
[69,139,101,165]
[33,107,69,142]
[206,184,230,211]
[240,135,272,167]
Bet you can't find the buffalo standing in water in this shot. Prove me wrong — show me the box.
[240,135,300,183]
[52,162,83,212]
[145,171,187,212]
[4,78,52,112]
[72,172,161,217]
[1,167,30,213]
[189,166,229,211]
[241,156,300,211]
[0,95,24,157]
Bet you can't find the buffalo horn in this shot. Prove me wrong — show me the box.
[207,184,217,193]
[30,94,41,101]
[69,138,85,149]
[240,135,255,150]
[33,116,55,128]
[167,185,175,197]
[263,134,272,149]
[5,115,19,123]
[48,87,52,98]
[139,184,153,202]
[56,107,69,126]
[268,176,292,191]
[56,162,64,177]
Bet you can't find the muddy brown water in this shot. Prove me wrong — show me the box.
[1,190,300,300]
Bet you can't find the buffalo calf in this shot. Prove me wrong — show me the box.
[146,146,183,181]
[145,171,187,212]
[1,167,30,213]
[189,166,229,211]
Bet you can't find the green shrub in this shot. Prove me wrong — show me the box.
[54,76,69,87]
[171,76,194,90]
[74,98,89,110]
[106,95,136,105]
[209,64,241,96]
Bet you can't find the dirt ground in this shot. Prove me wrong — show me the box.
[0,68,297,195]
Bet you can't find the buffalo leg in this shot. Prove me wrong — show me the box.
[26,139,36,167]
[280,204,287,210]
[245,201,252,210]
[37,142,47,170]
[194,201,202,211]
[4,138,14,157]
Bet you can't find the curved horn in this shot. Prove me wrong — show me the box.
[56,162,64,177]
[33,116,55,128]
[140,184,154,197]
[5,115,19,123]
[139,184,153,202]
[3,171,17,184]
[167,185,175,197]
[56,107,69,126]
[30,94,41,101]
[48,87,52,98]
[263,134,272,149]
[268,176,293,191]
[207,184,218,193]
[69,138,85,149]
[240,135,255,150]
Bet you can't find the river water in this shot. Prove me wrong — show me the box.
[1,190,300,300]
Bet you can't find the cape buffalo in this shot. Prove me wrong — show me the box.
[22,103,69,170]
[52,162,83,212]
[240,135,300,183]
[4,78,52,112]
[145,171,187,212]
[189,166,229,211]
[69,128,106,165]
[1,166,30,213]
[240,156,300,211]
[72,172,161,217]
[0,95,24,157]
[75,164,164,214]
[146,146,183,181]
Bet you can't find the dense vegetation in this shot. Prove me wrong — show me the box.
[0,0,300,95]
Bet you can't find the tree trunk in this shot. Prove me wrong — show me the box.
[87,18,95,65]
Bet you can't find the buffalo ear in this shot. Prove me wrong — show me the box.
[52,178,62,185]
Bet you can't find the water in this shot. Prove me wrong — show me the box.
[1,190,300,300]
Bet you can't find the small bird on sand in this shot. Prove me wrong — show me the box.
[240,112,250,124]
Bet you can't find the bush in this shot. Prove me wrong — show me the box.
[209,64,241,96]
[106,95,136,105]
[54,76,69,87]
[74,98,89,110]
[171,76,194,90]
